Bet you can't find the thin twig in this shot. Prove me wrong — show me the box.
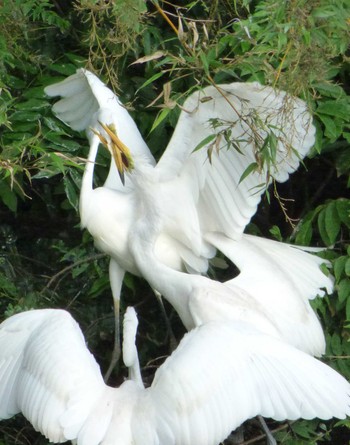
[240,422,291,445]
[42,253,107,292]
[153,2,179,35]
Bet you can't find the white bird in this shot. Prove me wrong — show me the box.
[44,69,333,375]
[120,154,329,360]
[0,308,349,445]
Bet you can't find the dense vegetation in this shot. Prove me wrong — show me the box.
[0,0,349,443]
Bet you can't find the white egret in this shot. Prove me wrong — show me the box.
[45,70,155,377]
[0,308,349,445]
[45,70,333,375]
[122,154,330,357]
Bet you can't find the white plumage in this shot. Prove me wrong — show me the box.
[44,70,333,372]
[0,308,348,445]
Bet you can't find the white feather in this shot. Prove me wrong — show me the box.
[44,69,322,283]
[0,309,349,445]
[45,70,330,377]
[205,232,334,356]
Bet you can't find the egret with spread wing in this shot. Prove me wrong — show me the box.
[0,308,349,445]
[45,70,333,377]
[122,153,329,358]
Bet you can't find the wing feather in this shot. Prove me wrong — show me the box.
[0,309,107,442]
[45,69,155,191]
[0,309,59,419]
[205,232,331,356]
[147,321,350,445]
[157,82,315,239]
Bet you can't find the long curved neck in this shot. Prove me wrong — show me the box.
[79,135,99,223]
[129,165,195,329]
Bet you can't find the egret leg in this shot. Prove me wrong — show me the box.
[258,416,277,445]
[153,289,178,351]
[104,260,125,382]
[104,296,121,382]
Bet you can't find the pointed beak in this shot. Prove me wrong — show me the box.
[91,121,134,185]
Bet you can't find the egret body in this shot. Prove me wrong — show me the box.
[0,308,348,445]
[45,70,333,374]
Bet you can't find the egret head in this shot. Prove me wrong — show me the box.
[92,121,134,185]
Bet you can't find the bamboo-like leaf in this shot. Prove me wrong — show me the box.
[131,51,166,65]
[239,162,259,184]
[150,107,171,133]
[136,72,164,93]
[192,134,217,153]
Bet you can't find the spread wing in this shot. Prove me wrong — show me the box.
[145,321,350,445]
[205,232,334,356]
[157,82,315,239]
[44,68,155,190]
[0,309,107,443]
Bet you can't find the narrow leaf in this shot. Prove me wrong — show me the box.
[131,51,166,65]
[239,162,258,184]
[149,107,170,133]
[192,134,217,153]
[136,72,164,93]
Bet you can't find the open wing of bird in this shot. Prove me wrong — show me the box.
[0,309,108,443]
[145,320,350,445]
[44,68,155,190]
[0,309,349,445]
[205,231,333,356]
[156,82,315,240]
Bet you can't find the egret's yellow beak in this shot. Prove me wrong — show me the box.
[92,121,134,185]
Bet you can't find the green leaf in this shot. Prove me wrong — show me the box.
[0,274,17,297]
[290,419,318,440]
[63,176,79,211]
[43,117,71,134]
[269,225,282,241]
[336,199,350,228]
[136,71,164,93]
[149,107,171,133]
[324,201,341,244]
[317,100,350,120]
[295,219,313,245]
[338,278,350,303]
[335,148,350,177]
[345,258,350,277]
[333,256,347,283]
[330,333,343,355]
[239,162,259,184]
[23,86,48,99]
[44,133,81,152]
[346,297,350,322]
[192,134,217,153]
[312,7,337,18]
[88,275,110,297]
[15,98,49,111]
[313,82,345,99]
[10,110,42,122]
[318,114,340,141]
[48,63,78,76]
[71,262,90,278]
[0,181,17,212]
[199,51,209,74]
[317,208,331,246]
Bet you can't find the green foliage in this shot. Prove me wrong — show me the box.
[0,0,349,443]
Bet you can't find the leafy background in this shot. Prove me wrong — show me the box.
[0,0,349,444]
